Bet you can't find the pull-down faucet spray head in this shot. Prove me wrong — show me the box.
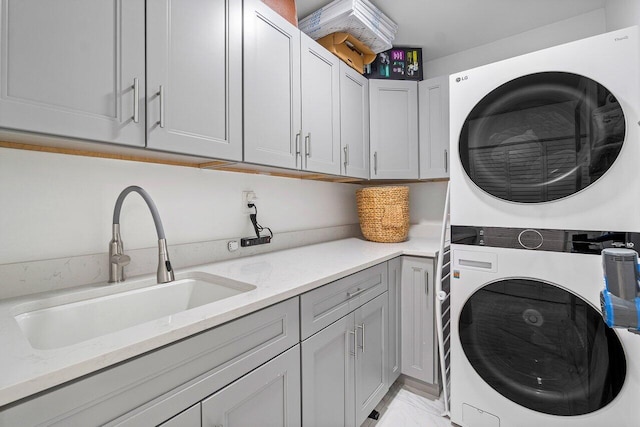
[109,186,174,284]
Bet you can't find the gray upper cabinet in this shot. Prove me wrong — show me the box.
[401,256,438,385]
[369,80,419,179]
[419,75,450,179]
[339,62,370,179]
[300,33,341,175]
[202,345,301,427]
[243,0,301,169]
[244,0,341,174]
[0,0,145,146]
[146,0,242,160]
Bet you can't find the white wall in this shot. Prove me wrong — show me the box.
[408,182,448,224]
[605,0,640,30]
[424,9,607,78]
[0,148,360,265]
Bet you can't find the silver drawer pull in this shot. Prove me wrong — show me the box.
[347,288,367,298]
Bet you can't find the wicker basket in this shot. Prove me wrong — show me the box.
[356,186,409,243]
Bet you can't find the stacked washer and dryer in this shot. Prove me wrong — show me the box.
[448,27,640,426]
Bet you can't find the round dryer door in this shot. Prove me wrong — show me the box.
[459,278,626,416]
[459,72,626,203]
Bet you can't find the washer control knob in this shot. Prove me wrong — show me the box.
[518,229,543,250]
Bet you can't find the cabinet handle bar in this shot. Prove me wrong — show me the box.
[357,323,365,352]
[157,85,165,128]
[132,78,139,123]
[347,288,367,298]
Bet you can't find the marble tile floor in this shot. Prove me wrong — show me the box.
[361,383,452,427]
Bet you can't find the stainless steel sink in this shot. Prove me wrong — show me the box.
[13,272,256,350]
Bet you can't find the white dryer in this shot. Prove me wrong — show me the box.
[449,26,639,231]
[449,231,640,427]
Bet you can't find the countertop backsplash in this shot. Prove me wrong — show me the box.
[0,224,362,300]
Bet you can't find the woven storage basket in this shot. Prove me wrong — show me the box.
[356,186,409,243]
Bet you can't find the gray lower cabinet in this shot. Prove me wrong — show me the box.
[400,256,438,386]
[0,0,146,147]
[301,263,389,427]
[354,293,388,425]
[0,298,299,427]
[202,345,301,427]
[159,404,201,427]
[302,313,355,427]
[387,256,402,387]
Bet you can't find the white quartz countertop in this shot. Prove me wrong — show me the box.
[0,236,441,407]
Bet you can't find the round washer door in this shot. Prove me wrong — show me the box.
[459,278,626,416]
[459,72,626,203]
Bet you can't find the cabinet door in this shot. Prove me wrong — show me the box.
[387,257,402,387]
[158,404,200,427]
[302,313,356,427]
[202,345,301,427]
[340,63,370,179]
[354,293,388,427]
[419,75,450,179]
[300,33,341,175]
[401,257,436,384]
[0,0,145,146]
[369,80,419,179]
[146,0,241,160]
[243,0,301,169]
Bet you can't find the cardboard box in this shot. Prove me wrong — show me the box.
[366,47,423,80]
[317,32,376,74]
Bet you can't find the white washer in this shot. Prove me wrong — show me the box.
[450,242,640,427]
[449,26,640,231]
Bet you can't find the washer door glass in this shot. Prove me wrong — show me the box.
[459,279,626,416]
[459,72,625,203]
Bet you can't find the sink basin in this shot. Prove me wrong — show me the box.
[13,272,256,350]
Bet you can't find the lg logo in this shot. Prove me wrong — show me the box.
[455,75,468,83]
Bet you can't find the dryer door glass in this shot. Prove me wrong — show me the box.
[459,72,625,203]
[459,278,626,416]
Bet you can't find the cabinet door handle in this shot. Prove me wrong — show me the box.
[295,132,301,168]
[132,78,139,123]
[444,149,448,172]
[305,132,311,169]
[157,85,165,128]
[425,271,429,296]
[348,329,357,359]
[373,151,378,175]
[357,323,365,353]
[343,145,349,169]
[347,287,367,298]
